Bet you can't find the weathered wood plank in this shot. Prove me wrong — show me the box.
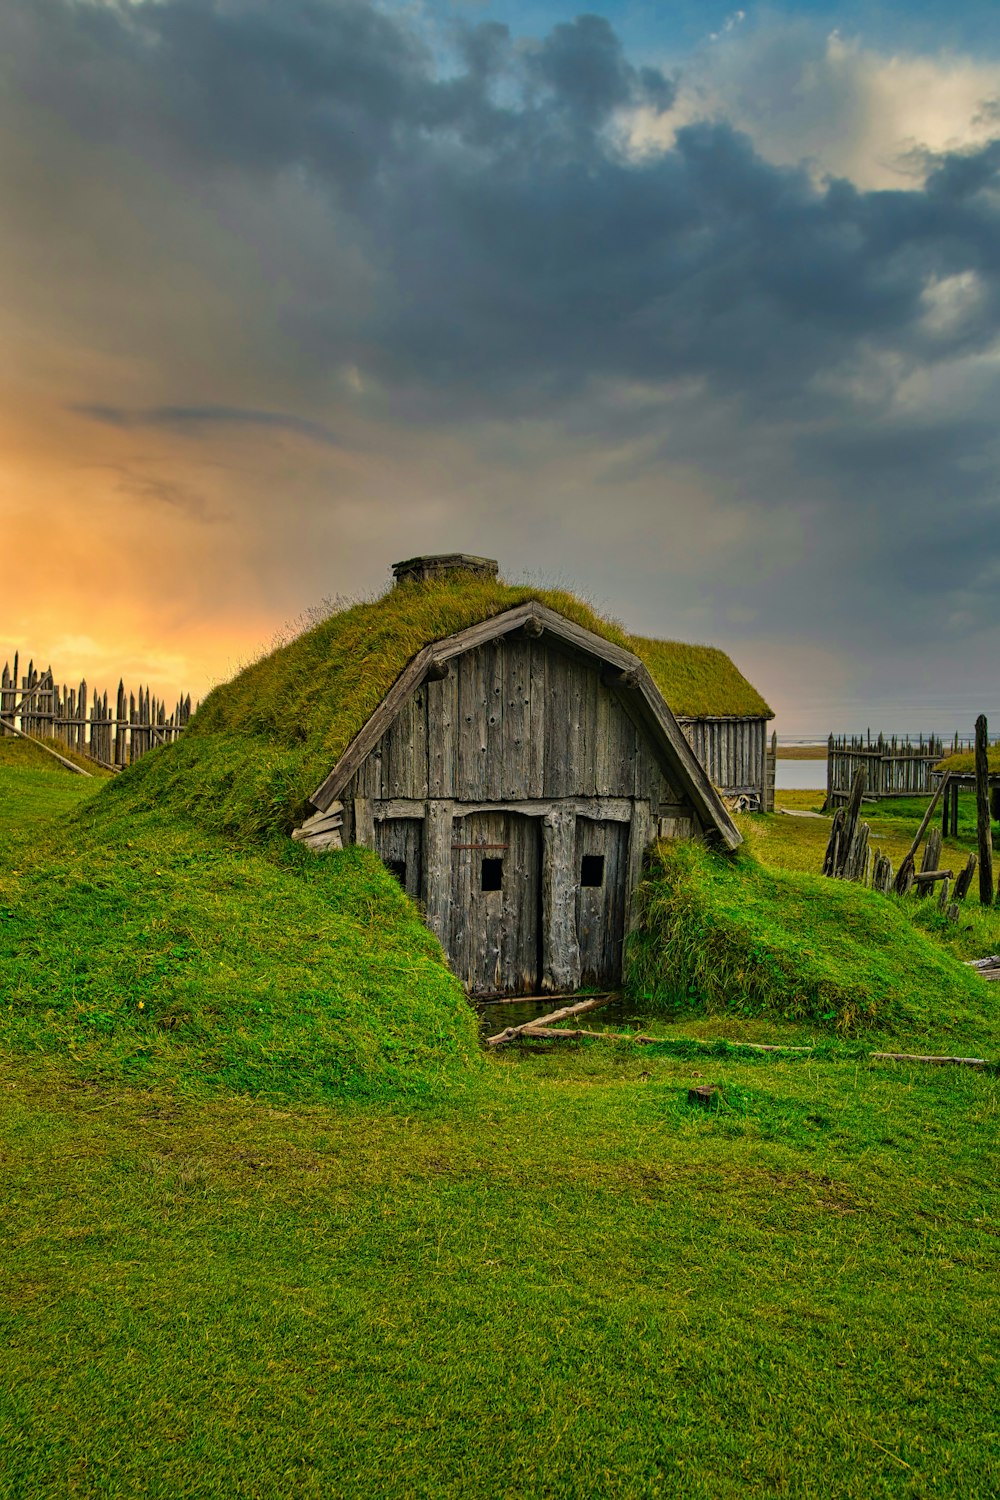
[353,796,375,849]
[423,800,454,947]
[954,852,978,904]
[524,639,546,798]
[425,667,456,797]
[373,797,633,821]
[501,635,529,800]
[482,640,505,801]
[541,807,580,993]
[624,799,655,935]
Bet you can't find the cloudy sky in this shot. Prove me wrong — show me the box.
[4,0,1000,733]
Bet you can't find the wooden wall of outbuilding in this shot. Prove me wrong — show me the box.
[678,716,771,809]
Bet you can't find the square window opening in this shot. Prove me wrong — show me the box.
[385,859,407,888]
[580,854,605,888]
[481,858,503,892]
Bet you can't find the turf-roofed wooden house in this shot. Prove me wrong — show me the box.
[292,555,769,998]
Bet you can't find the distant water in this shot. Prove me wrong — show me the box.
[775,758,827,791]
[778,733,972,748]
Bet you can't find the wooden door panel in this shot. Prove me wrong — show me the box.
[449,811,541,996]
[575,817,628,989]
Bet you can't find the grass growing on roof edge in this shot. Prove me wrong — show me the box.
[938,747,1000,775]
[102,574,770,846]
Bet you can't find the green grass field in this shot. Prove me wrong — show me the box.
[3,746,1000,1497]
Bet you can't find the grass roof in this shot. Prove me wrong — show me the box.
[936,750,1000,776]
[628,636,771,721]
[105,573,771,844]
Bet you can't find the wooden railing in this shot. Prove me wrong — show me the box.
[1,652,193,770]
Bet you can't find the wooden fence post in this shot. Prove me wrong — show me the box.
[765,730,776,813]
[975,714,993,907]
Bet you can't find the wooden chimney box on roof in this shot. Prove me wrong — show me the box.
[392,554,499,586]
[295,573,753,1001]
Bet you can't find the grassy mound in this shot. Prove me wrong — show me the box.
[105,573,769,845]
[626,838,995,1039]
[0,764,481,1103]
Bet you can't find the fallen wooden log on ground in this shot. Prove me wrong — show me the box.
[519,1025,659,1044]
[869,1052,989,1068]
[520,1026,816,1052]
[486,995,612,1048]
[510,1027,990,1068]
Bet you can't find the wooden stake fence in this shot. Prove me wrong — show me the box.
[826,731,975,805]
[1,651,193,770]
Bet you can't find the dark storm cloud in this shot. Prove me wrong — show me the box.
[372,125,1000,407]
[4,1,672,187]
[6,0,998,407]
[6,0,1000,654]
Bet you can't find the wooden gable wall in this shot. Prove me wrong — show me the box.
[340,635,691,818]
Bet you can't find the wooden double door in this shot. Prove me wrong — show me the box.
[448,809,629,998]
[376,808,630,998]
